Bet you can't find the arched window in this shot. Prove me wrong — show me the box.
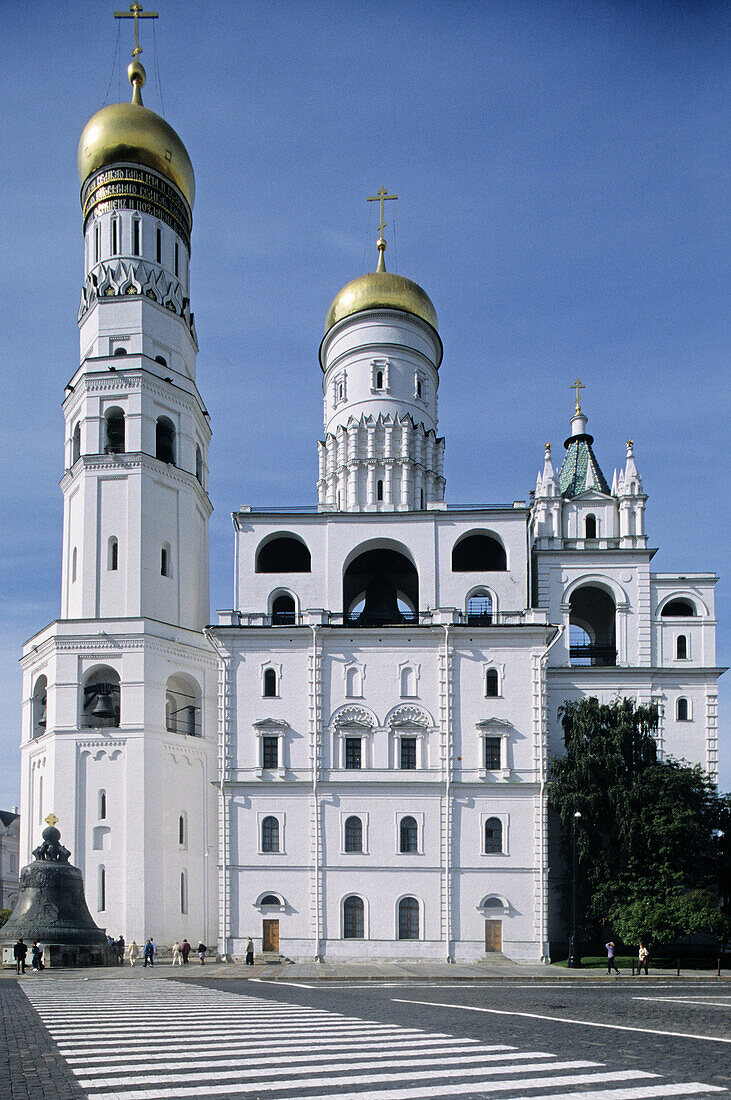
[132,217,141,256]
[32,676,47,739]
[263,668,277,697]
[398,896,419,939]
[260,895,280,906]
[400,667,416,697]
[165,675,201,737]
[343,895,364,939]
[104,408,125,454]
[344,816,362,853]
[662,599,696,617]
[345,666,361,698]
[452,533,507,571]
[156,416,176,464]
[180,870,188,914]
[82,667,121,729]
[485,668,499,697]
[98,790,107,820]
[271,594,296,626]
[676,635,687,659]
[677,697,689,721]
[195,445,203,483]
[256,535,311,573]
[377,479,384,502]
[375,370,383,389]
[72,423,81,464]
[467,592,492,625]
[484,817,503,854]
[585,514,597,539]
[399,816,418,853]
[178,813,187,848]
[71,546,78,583]
[161,544,171,577]
[113,346,127,357]
[108,537,118,572]
[262,816,279,853]
[155,355,167,367]
[569,585,616,666]
[98,865,106,912]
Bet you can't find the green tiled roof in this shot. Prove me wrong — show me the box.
[559,437,610,497]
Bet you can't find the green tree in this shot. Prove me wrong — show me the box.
[549,696,728,947]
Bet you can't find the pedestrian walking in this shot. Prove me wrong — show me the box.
[245,937,255,966]
[116,936,125,965]
[172,940,182,966]
[127,940,139,966]
[13,938,28,975]
[605,940,620,974]
[31,941,44,971]
[143,938,155,967]
[637,942,649,976]
[197,941,207,965]
[181,938,191,964]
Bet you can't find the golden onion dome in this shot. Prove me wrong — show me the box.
[324,240,438,335]
[77,61,195,209]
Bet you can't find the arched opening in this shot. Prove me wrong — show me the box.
[178,813,187,848]
[398,896,420,940]
[98,789,107,820]
[256,535,311,573]
[344,816,363,853]
[375,370,383,389]
[677,635,687,659]
[156,416,176,465]
[195,444,203,483]
[343,547,418,626]
[569,585,616,666]
[104,408,125,454]
[261,816,280,853]
[452,532,507,571]
[263,668,277,697]
[98,865,106,912]
[72,423,81,464]
[466,591,493,625]
[155,355,167,367]
[161,543,171,577]
[271,593,296,626]
[399,816,418,853]
[661,599,696,617]
[400,667,417,697]
[165,674,202,737]
[32,676,47,739]
[113,346,127,357]
[108,537,118,572]
[376,479,384,502]
[585,514,597,539]
[260,894,281,907]
[180,870,188,914]
[343,896,364,939]
[677,697,689,721]
[82,667,121,729]
[484,817,503,854]
[345,666,362,698]
[485,668,499,697]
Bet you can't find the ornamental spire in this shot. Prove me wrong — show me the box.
[367,187,398,272]
[114,3,158,104]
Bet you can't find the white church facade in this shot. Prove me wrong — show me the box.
[18,43,721,962]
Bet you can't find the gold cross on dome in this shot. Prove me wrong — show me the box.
[44,813,59,827]
[114,2,159,60]
[571,378,586,413]
[367,187,398,241]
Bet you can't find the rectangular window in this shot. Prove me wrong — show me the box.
[132,219,140,256]
[262,736,279,770]
[94,224,100,263]
[174,241,179,277]
[156,226,162,264]
[111,219,118,256]
[345,737,362,770]
[400,737,417,770]
[484,736,501,770]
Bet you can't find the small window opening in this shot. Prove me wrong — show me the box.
[94,224,100,264]
[155,354,167,367]
[262,736,279,769]
[344,816,363,853]
[676,635,687,659]
[160,545,170,577]
[662,599,695,617]
[98,866,106,912]
[345,736,362,770]
[32,676,47,739]
[156,417,176,464]
[484,736,501,770]
[399,816,418,853]
[180,871,188,914]
[178,814,186,847]
[271,594,295,625]
[400,737,417,770]
[484,817,503,854]
[377,479,384,502]
[111,219,119,256]
[156,226,162,264]
[260,894,280,906]
[467,593,493,626]
[174,241,179,277]
[400,667,416,697]
[420,488,425,509]
[132,218,141,256]
[105,409,125,454]
[195,445,203,483]
[113,346,127,357]
[99,790,107,820]
[416,376,422,398]
[72,423,81,464]
[345,666,361,698]
[485,668,499,697]
[677,697,689,721]
[585,514,597,539]
[375,370,383,389]
[71,546,78,583]
[261,816,279,852]
[263,668,277,697]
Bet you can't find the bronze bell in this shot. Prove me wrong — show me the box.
[91,691,116,720]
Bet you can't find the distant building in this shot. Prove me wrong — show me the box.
[0,811,20,910]
[18,27,722,961]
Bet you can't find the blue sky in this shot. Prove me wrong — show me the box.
[1,0,728,806]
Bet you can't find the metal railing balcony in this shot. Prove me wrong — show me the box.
[569,644,617,667]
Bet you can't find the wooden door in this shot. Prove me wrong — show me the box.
[262,919,279,953]
[485,919,502,952]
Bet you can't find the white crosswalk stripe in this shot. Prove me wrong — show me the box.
[23,979,727,1100]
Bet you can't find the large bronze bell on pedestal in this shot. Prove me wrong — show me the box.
[0,817,113,968]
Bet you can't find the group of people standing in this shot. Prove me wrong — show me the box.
[12,938,44,973]
[124,938,208,965]
[605,940,650,974]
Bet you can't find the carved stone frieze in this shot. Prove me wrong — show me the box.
[78,259,196,339]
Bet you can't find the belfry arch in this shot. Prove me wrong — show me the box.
[343,544,418,626]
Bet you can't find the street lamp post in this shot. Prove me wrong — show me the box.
[568,810,582,968]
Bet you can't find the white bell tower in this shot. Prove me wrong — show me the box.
[19,26,218,950]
